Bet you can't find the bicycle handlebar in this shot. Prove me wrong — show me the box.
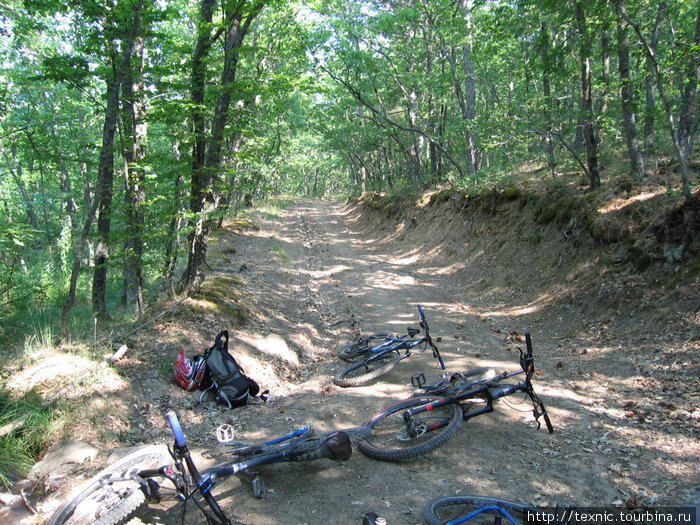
[417,305,445,370]
[166,411,186,448]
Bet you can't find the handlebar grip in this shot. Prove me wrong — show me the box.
[166,411,187,447]
[417,305,425,319]
[525,332,533,356]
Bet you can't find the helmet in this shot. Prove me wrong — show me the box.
[173,350,209,391]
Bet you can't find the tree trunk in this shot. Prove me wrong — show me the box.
[120,33,147,316]
[575,1,600,188]
[677,6,699,159]
[616,0,691,196]
[643,1,666,150]
[461,0,478,176]
[60,199,99,338]
[617,7,646,180]
[92,1,144,318]
[540,21,555,176]
[598,24,611,154]
[2,143,39,229]
[180,0,265,294]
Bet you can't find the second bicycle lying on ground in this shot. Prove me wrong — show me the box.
[358,332,553,461]
[334,305,446,387]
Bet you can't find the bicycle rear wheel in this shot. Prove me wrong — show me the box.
[358,396,462,461]
[333,352,402,387]
[338,332,394,361]
[423,495,529,525]
[46,445,172,525]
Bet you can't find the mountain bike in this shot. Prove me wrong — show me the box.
[47,411,370,525]
[333,305,446,387]
[423,494,575,525]
[358,333,553,461]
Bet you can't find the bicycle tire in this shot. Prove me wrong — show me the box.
[338,332,395,361]
[423,495,530,525]
[415,368,497,396]
[358,396,463,461]
[46,445,172,525]
[338,426,372,443]
[333,351,402,387]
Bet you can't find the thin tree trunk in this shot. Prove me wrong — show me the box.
[616,0,691,196]
[617,5,646,179]
[461,0,478,176]
[2,143,39,229]
[575,1,601,188]
[598,22,611,154]
[60,198,99,338]
[540,21,555,176]
[677,6,699,160]
[643,1,666,150]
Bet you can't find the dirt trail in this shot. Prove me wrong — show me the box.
[38,199,699,525]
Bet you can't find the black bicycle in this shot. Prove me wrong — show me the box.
[358,333,553,461]
[47,411,370,525]
[333,305,446,387]
[423,494,574,525]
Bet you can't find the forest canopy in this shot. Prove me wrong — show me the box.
[0,0,697,339]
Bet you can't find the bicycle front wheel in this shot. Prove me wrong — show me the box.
[333,352,402,387]
[423,495,528,525]
[338,332,394,361]
[46,445,172,525]
[359,396,462,461]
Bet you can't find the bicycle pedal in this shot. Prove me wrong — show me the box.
[216,424,235,443]
[411,372,426,388]
[252,476,266,498]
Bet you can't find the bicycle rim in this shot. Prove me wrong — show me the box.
[333,352,402,387]
[46,445,172,525]
[358,396,462,461]
[423,495,529,525]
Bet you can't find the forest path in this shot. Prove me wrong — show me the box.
[38,198,699,525]
[171,198,624,524]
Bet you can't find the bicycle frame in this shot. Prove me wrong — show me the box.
[402,333,552,437]
[360,305,446,369]
[126,415,348,525]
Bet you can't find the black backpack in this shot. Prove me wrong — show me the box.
[199,330,267,408]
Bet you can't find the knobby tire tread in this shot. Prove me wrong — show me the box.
[358,396,462,461]
[333,352,402,387]
[46,445,171,525]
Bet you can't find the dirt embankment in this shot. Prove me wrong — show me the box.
[14,178,700,525]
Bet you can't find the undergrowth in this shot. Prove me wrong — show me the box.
[0,391,57,489]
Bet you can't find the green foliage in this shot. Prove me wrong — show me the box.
[0,391,56,489]
[0,0,695,340]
